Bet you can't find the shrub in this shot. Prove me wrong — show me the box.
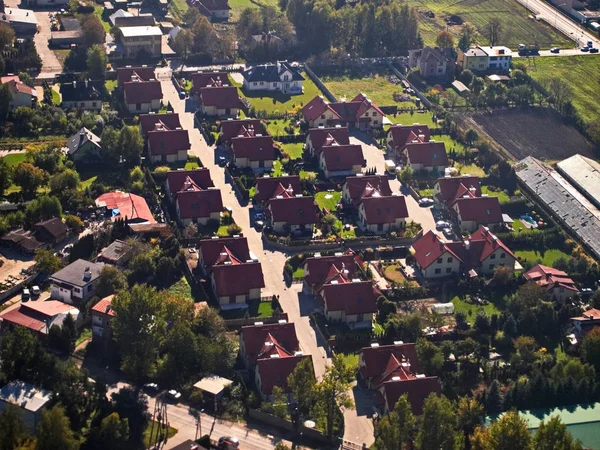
[227,224,242,236]
[153,166,170,181]
[64,215,84,233]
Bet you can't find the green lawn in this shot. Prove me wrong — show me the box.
[258,301,274,317]
[404,0,571,49]
[482,186,510,203]
[321,72,412,107]
[238,72,322,114]
[105,80,117,95]
[221,300,275,319]
[51,89,61,105]
[167,277,193,301]
[315,191,341,211]
[456,163,486,177]
[512,219,526,231]
[1,153,26,167]
[386,110,438,127]
[271,160,286,176]
[528,56,600,125]
[265,119,301,136]
[451,295,502,324]
[338,353,359,370]
[515,249,571,266]
[76,328,92,346]
[143,422,177,449]
[168,0,189,19]
[94,7,112,33]
[217,225,230,237]
[280,143,304,160]
[185,160,200,170]
[292,268,304,279]
[78,168,127,191]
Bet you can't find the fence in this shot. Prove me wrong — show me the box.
[248,409,333,445]
[388,62,433,110]
[304,63,337,102]
[224,312,289,329]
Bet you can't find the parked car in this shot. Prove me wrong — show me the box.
[436,220,450,230]
[255,212,266,221]
[581,46,590,52]
[22,288,30,301]
[167,390,181,401]
[591,48,599,53]
[442,228,453,239]
[32,286,40,297]
[218,437,240,450]
[218,156,227,167]
[144,383,159,394]
[179,91,186,99]
[418,198,434,207]
[550,47,560,53]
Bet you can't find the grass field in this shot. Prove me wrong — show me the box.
[1,153,26,167]
[320,72,412,107]
[315,191,341,211]
[515,248,571,266]
[239,72,322,114]
[265,119,301,136]
[406,0,571,49]
[456,162,486,177]
[94,7,112,33]
[451,295,502,324]
[167,277,193,301]
[528,56,600,125]
[387,110,438,127]
[482,186,510,203]
[143,422,177,449]
[383,264,408,284]
[279,143,304,160]
[168,0,189,19]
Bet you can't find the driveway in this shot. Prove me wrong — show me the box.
[33,10,62,76]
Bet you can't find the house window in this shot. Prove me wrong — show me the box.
[260,82,264,86]
[253,82,257,86]
[489,264,494,270]
[357,313,364,322]
[273,83,277,87]
[92,102,97,107]
[284,75,289,81]
[373,120,378,124]
[87,285,93,292]
[80,102,85,107]
[490,254,496,259]
[446,268,452,273]
[447,257,453,263]
[321,115,325,119]
[435,268,441,274]
[437,258,442,264]
[500,252,506,259]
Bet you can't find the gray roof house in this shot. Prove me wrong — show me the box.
[66,127,102,164]
[49,259,105,305]
[242,61,304,95]
[0,381,52,433]
[96,239,132,267]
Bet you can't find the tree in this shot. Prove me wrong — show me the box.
[80,14,106,47]
[0,405,27,450]
[86,44,108,79]
[512,335,538,368]
[581,327,600,372]
[112,284,167,381]
[541,77,573,115]
[34,248,63,274]
[87,413,130,450]
[436,30,455,49]
[415,394,461,450]
[488,410,531,450]
[0,23,15,51]
[416,338,443,375]
[0,157,11,196]
[312,354,354,439]
[457,397,484,438]
[25,195,62,225]
[111,388,148,446]
[95,265,128,299]
[35,406,79,450]
[12,162,47,197]
[172,29,193,59]
[100,127,120,166]
[271,386,289,418]
[287,357,316,415]
[118,126,144,166]
[485,380,503,413]
[484,18,502,46]
[50,169,80,193]
[458,22,478,51]
[64,215,84,233]
[0,83,11,120]
[398,165,414,184]
[374,394,415,450]
[533,416,582,450]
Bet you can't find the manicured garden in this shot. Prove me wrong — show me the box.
[383,264,408,284]
[386,110,438,127]
[279,143,304,160]
[514,248,572,266]
[167,276,193,301]
[482,186,511,203]
[315,191,342,211]
[451,295,502,324]
[1,153,26,167]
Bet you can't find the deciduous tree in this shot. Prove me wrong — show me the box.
[0,405,27,450]
[287,357,316,415]
[484,18,502,46]
[0,157,11,195]
[581,327,600,372]
[34,248,63,274]
[415,394,462,450]
[533,415,582,450]
[374,394,414,450]
[416,338,444,375]
[488,410,531,450]
[12,162,47,197]
[86,44,108,79]
[35,405,79,450]
[436,30,455,49]
[80,14,106,47]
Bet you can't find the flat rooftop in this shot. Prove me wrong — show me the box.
[120,26,163,38]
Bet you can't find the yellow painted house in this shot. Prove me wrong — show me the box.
[457,47,488,71]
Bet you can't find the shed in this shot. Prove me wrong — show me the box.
[193,375,233,399]
[431,302,455,315]
[452,80,470,96]
[0,381,52,433]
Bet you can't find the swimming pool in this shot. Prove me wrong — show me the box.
[521,214,537,226]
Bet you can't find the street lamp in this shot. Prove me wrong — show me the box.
[195,409,205,441]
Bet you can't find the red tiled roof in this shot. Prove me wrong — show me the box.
[359,343,420,380]
[359,195,408,224]
[0,301,78,334]
[344,175,392,204]
[124,80,162,104]
[573,309,600,321]
[405,141,448,167]
[254,176,301,203]
[307,127,350,155]
[117,67,156,86]
[388,124,430,151]
[380,377,441,415]
[320,280,380,315]
[256,355,308,396]
[220,119,267,142]
[91,295,115,317]
[453,197,502,224]
[167,169,214,198]
[352,93,385,116]
[199,86,242,109]
[435,176,481,205]
[241,321,300,365]
[139,113,182,136]
[268,196,319,225]
[300,96,338,122]
[524,264,577,292]
[148,129,191,156]
[95,191,156,223]
[467,226,516,262]
[303,252,358,287]
[197,236,250,268]
[176,189,223,219]
[211,262,265,296]
[191,72,230,93]
[4,79,37,97]
[231,135,277,162]
[411,230,460,269]
[320,144,365,171]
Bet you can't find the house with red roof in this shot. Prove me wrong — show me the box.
[319,144,365,179]
[451,196,502,232]
[196,237,265,309]
[410,226,516,279]
[358,342,441,414]
[300,94,385,130]
[230,135,276,171]
[219,119,267,146]
[123,79,162,113]
[571,308,600,342]
[318,278,380,327]
[301,250,359,294]
[175,188,223,227]
[95,191,156,224]
[386,124,430,160]
[358,194,408,234]
[191,71,231,95]
[253,175,301,205]
[433,176,481,209]
[0,301,81,336]
[139,113,182,137]
[147,123,190,163]
[199,86,243,118]
[165,169,214,200]
[117,66,156,87]
[403,141,448,173]
[267,196,319,235]
[305,126,350,157]
[342,175,392,207]
[91,295,115,343]
[239,321,313,399]
[1,75,38,111]
[524,264,578,302]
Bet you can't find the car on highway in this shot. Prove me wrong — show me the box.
[218,436,240,450]
[167,390,181,401]
[581,46,590,52]
[550,47,560,53]
[418,198,434,207]
[591,48,599,53]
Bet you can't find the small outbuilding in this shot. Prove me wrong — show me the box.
[193,375,233,409]
[431,302,455,315]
